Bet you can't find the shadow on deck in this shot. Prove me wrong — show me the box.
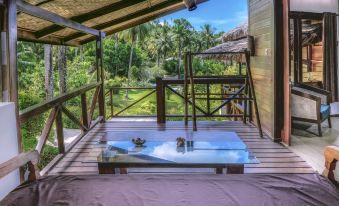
[48,120,314,175]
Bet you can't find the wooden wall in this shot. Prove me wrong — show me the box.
[248,0,275,138]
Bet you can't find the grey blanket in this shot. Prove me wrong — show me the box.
[1,174,339,206]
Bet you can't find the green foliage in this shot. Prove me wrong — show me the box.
[16,19,227,170]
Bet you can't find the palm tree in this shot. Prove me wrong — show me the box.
[171,19,193,79]
[201,24,216,50]
[148,21,173,66]
[121,23,151,98]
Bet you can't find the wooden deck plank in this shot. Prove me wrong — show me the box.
[48,121,314,175]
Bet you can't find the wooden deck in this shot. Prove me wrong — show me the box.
[48,121,314,175]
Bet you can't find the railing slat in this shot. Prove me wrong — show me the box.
[114,90,156,116]
[55,105,65,154]
[81,93,89,130]
[61,105,87,131]
[35,107,58,154]
[88,85,100,126]
[20,82,100,124]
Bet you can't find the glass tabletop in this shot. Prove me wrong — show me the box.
[96,132,259,165]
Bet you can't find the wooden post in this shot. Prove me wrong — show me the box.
[55,105,65,154]
[109,89,113,117]
[96,32,105,121]
[156,77,165,123]
[188,52,197,131]
[3,0,22,153]
[184,53,188,125]
[206,83,210,115]
[245,52,263,137]
[81,93,89,130]
[243,78,248,124]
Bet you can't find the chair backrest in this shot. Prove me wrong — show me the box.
[323,146,339,187]
[0,150,40,182]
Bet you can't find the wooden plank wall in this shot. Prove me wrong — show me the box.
[248,0,275,137]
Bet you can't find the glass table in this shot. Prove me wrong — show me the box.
[96,131,259,174]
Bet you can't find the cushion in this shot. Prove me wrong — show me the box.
[320,104,331,121]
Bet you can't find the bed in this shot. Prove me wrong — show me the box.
[1,147,339,206]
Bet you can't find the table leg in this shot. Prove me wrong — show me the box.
[98,164,115,174]
[227,165,244,174]
[215,167,223,174]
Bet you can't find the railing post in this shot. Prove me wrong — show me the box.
[109,89,113,117]
[206,83,210,115]
[96,31,105,121]
[156,77,165,123]
[55,105,65,154]
[81,93,89,130]
[184,52,188,125]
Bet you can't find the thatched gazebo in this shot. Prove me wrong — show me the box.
[199,23,250,62]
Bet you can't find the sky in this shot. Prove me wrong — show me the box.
[159,0,248,33]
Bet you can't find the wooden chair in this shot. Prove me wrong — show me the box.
[0,150,40,182]
[323,146,339,187]
[291,83,332,136]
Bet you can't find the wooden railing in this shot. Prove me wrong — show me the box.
[19,82,104,174]
[156,77,253,123]
[106,87,156,118]
[104,77,252,122]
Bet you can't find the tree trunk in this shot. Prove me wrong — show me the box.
[126,43,134,99]
[79,45,84,62]
[114,34,119,77]
[58,45,67,94]
[44,44,53,100]
[177,42,182,79]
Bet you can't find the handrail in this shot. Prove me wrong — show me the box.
[0,150,40,181]
[20,82,101,123]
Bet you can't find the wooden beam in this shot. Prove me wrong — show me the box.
[16,0,101,37]
[18,29,80,46]
[80,1,186,44]
[35,108,58,154]
[55,105,65,154]
[273,0,284,142]
[19,82,100,124]
[65,0,182,42]
[0,151,39,180]
[97,32,105,121]
[35,0,146,38]
[61,105,87,131]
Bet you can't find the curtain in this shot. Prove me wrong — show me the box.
[323,12,338,102]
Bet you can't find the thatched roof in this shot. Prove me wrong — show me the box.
[290,23,322,47]
[9,0,207,46]
[221,23,248,42]
[199,37,248,61]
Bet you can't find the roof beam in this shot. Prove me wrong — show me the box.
[80,1,186,44]
[18,29,81,46]
[34,0,146,39]
[16,0,101,37]
[64,0,182,42]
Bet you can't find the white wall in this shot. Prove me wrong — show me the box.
[0,103,20,200]
[290,0,338,14]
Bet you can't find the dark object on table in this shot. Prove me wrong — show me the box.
[132,138,146,146]
[176,137,185,147]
